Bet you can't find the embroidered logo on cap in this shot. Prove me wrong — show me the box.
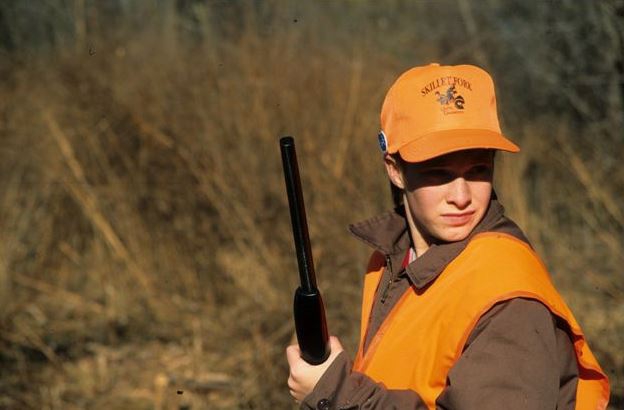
[435,85,465,115]
[421,76,471,116]
[378,131,388,152]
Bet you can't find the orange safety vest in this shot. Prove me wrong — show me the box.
[352,232,610,409]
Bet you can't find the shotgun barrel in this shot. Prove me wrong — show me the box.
[280,136,330,365]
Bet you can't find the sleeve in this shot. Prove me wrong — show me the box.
[435,298,578,410]
[301,298,578,410]
[300,351,429,410]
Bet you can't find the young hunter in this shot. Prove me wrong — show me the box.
[286,63,610,409]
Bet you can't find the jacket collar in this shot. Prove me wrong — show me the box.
[349,196,520,289]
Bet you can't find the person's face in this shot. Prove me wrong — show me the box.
[385,149,494,243]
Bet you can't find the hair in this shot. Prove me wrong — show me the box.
[389,152,404,209]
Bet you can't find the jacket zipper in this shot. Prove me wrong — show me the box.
[380,254,393,304]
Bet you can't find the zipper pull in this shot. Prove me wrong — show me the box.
[380,255,393,304]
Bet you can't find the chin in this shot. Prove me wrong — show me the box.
[436,226,474,242]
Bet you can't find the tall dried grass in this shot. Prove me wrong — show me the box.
[0,1,622,408]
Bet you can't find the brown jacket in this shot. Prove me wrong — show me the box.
[301,199,578,410]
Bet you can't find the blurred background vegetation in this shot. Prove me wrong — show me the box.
[0,0,622,408]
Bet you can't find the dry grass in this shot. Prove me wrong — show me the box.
[0,1,622,409]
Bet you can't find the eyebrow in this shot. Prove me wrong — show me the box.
[417,157,492,169]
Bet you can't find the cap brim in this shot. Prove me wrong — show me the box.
[397,129,520,163]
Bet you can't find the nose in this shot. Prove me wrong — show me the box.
[447,177,471,209]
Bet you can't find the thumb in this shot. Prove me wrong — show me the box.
[286,344,302,366]
[328,336,344,353]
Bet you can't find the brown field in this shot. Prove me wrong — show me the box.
[0,1,623,409]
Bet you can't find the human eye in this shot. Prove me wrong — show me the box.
[420,168,454,184]
[466,164,492,180]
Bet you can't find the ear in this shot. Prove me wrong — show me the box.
[384,154,406,190]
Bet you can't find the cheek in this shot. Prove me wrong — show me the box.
[406,187,445,220]
[470,181,493,208]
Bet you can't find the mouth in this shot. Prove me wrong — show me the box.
[441,211,475,226]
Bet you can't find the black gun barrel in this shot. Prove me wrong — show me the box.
[280,136,330,365]
[280,136,316,293]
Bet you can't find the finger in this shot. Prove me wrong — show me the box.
[287,375,297,390]
[291,393,300,405]
[293,390,305,402]
[289,386,303,403]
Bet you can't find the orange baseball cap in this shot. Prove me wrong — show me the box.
[378,63,520,162]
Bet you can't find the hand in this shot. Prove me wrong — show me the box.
[286,336,344,402]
